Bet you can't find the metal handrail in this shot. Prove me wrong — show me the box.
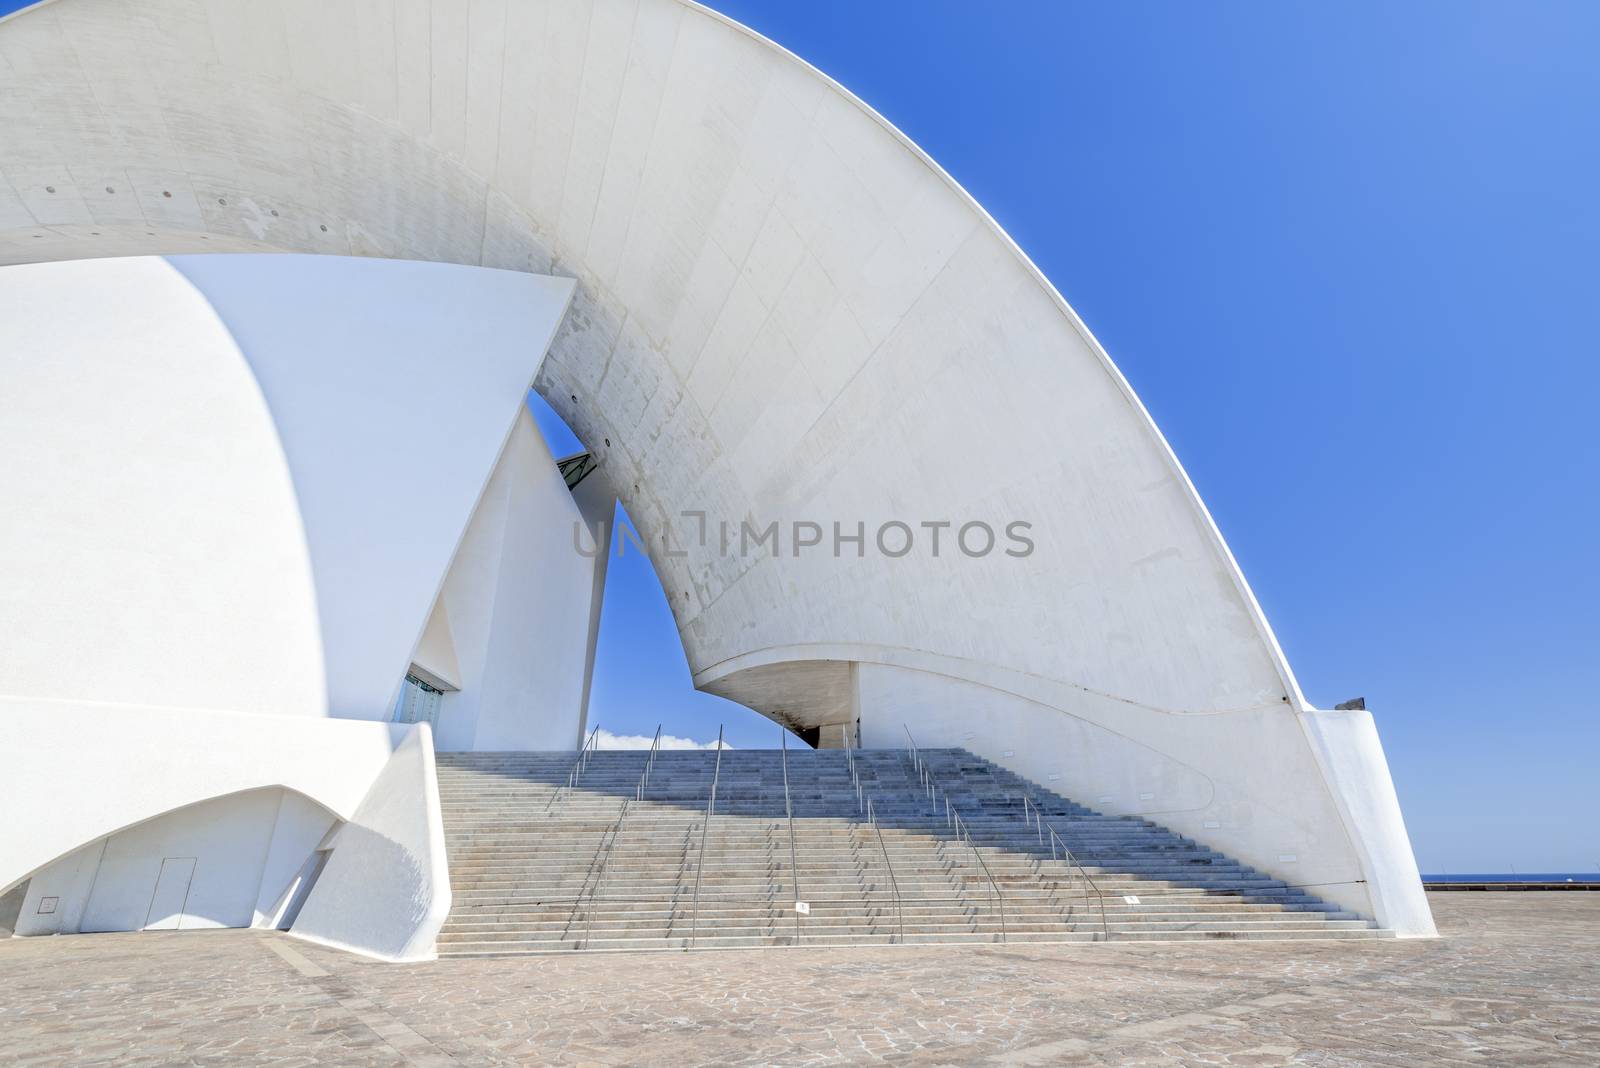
[867,798,905,944]
[562,793,627,944]
[546,723,602,812]
[844,733,865,812]
[780,728,802,943]
[1016,791,1109,939]
[635,725,663,800]
[575,729,662,948]
[686,724,725,949]
[905,736,1005,944]
[950,808,1007,943]
[576,799,629,948]
[1042,819,1110,940]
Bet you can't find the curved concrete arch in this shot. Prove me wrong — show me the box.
[0,0,1432,935]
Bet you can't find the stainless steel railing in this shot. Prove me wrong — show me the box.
[904,726,1006,943]
[563,795,627,945]
[574,728,662,948]
[576,799,628,949]
[546,723,602,812]
[845,734,865,813]
[866,797,905,944]
[949,807,1007,943]
[1023,798,1111,940]
[635,725,663,800]
[780,728,802,944]
[686,724,725,949]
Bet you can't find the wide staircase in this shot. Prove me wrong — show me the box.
[434,746,1392,956]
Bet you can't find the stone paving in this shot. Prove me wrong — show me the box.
[1,893,1596,1066]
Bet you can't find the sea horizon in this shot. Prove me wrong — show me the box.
[1422,872,1598,882]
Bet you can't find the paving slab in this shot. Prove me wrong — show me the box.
[0,893,1594,1066]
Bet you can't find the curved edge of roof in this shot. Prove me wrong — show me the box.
[0,0,1308,709]
[679,1,1306,710]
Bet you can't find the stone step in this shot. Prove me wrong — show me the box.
[434,746,1386,953]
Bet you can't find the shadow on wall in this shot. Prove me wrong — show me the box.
[8,787,339,937]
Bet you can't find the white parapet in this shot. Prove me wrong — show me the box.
[0,698,451,958]
[287,722,452,962]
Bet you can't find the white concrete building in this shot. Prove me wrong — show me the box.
[0,0,1435,957]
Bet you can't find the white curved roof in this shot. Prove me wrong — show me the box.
[0,0,1305,723]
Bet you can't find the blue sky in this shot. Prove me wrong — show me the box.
[566,0,1600,872]
[6,0,1592,871]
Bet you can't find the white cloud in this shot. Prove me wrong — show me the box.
[594,728,732,751]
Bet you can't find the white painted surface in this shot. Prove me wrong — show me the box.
[13,787,335,937]
[253,790,342,928]
[289,723,451,962]
[855,662,1436,934]
[0,257,324,717]
[1301,707,1438,937]
[169,253,576,720]
[0,254,576,727]
[139,859,196,932]
[0,0,1430,933]
[855,662,1382,924]
[429,410,599,752]
[568,461,617,748]
[2,701,450,957]
[0,697,401,901]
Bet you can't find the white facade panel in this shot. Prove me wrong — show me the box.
[169,253,576,721]
[0,257,325,718]
[428,410,601,752]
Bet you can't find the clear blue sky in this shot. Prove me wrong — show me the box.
[7,0,1593,872]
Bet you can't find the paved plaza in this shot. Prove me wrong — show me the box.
[1,893,1595,1066]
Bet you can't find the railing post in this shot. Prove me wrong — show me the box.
[867,797,905,944]
[926,761,1006,944]
[687,724,724,949]
[780,727,802,945]
[548,723,602,813]
[1044,820,1109,941]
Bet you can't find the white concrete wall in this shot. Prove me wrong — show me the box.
[14,787,335,936]
[254,790,343,928]
[0,699,452,958]
[0,257,325,717]
[288,723,451,963]
[0,697,403,897]
[854,662,1435,936]
[1302,708,1437,937]
[428,410,600,752]
[0,254,576,726]
[169,253,576,721]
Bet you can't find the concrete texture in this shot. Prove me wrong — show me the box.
[1,893,1593,1066]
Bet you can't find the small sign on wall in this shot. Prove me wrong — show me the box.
[1122,895,1140,905]
[794,901,810,915]
[37,896,58,915]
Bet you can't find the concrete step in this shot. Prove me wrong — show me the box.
[434,746,1387,953]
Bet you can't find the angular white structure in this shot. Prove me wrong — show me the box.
[0,0,1435,945]
[0,254,595,957]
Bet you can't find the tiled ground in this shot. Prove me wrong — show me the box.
[1,893,1595,1066]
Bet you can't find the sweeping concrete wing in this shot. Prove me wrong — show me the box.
[169,254,575,719]
[0,0,1434,936]
[0,253,573,721]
